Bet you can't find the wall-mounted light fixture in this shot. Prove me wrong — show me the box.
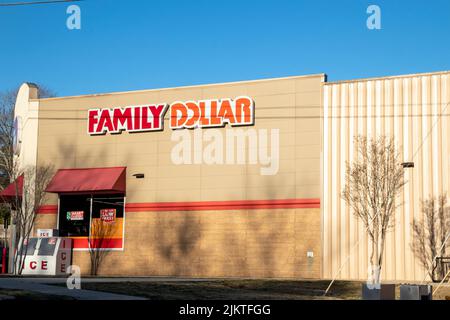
[133,173,145,179]
[401,162,414,168]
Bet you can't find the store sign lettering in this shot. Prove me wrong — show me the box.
[87,96,254,135]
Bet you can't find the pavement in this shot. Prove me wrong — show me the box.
[0,275,236,300]
[0,276,279,300]
[4,276,222,283]
[2,276,448,300]
[0,276,147,300]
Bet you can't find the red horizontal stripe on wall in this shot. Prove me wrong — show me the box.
[72,237,123,249]
[37,199,320,215]
[37,205,58,214]
[125,198,320,212]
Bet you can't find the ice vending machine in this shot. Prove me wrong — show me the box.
[18,237,72,276]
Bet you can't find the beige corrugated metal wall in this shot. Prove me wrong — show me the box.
[322,71,450,281]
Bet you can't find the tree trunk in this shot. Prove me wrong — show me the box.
[377,233,386,284]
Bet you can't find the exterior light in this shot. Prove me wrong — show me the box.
[133,173,145,179]
[401,162,414,168]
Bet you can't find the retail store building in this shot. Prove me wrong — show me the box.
[4,70,450,280]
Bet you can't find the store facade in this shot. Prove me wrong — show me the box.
[13,74,324,277]
[10,70,450,280]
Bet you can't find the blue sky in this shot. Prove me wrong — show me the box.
[1,0,449,97]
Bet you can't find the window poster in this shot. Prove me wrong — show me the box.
[66,211,84,221]
[100,209,116,223]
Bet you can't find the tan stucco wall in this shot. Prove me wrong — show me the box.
[33,74,324,277]
[35,214,57,231]
[35,75,324,204]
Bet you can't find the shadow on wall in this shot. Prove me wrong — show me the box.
[153,214,203,276]
[148,173,321,278]
[145,176,283,277]
[55,136,121,169]
[242,183,293,278]
[51,134,321,278]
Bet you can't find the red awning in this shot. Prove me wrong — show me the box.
[46,167,126,194]
[0,174,24,200]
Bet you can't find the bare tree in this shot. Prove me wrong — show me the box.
[88,218,115,276]
[412,194,450,281]
[14,165,54,274]
[0,88,21,273]
[0,90,16,249]
[0,90,17,188]
[342,135,406,285]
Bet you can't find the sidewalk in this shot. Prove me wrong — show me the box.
[0,277,147,300]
